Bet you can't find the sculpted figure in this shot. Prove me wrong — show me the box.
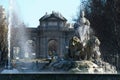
[80,11,90,26]
[74,11,90,46]
[68,36,84,60]
[84,36,101,60]
[93,37,101,60]
[68,11,101,61]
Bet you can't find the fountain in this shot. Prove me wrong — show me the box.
[1,0,19,73]
[47,11,117,74]
[1,0,38,73]
[0,0,117,73]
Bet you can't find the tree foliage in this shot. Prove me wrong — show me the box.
[0,6,8,63]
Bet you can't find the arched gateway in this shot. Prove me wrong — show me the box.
[12,11,74,59]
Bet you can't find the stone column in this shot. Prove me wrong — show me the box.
[45,37,48,58]
[40,37,46,58]
[36,36,39,58]
[59,35,64,58]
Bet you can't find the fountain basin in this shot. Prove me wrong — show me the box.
[1,68,19,74]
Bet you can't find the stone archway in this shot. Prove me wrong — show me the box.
[48,39,58,57]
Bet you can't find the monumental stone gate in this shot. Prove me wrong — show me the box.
[12,11,75,59]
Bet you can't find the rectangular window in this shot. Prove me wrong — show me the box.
[48,21,57,26]
[42,22,46,27]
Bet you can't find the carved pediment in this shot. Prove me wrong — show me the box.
[39,11,67,22]
[48,18,57,20]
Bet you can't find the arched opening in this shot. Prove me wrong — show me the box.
[48,39,58,58]
[24,40,36,59]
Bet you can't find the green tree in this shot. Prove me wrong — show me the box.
[0,6,8,64]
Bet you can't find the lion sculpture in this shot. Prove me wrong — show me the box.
[68,36,101,61]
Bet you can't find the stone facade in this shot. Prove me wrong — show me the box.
[12,12,75,59]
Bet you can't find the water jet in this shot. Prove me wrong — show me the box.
[1,0,19,74]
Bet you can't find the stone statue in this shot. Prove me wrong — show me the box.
[68,36,101,61]
[68,11,101,61]
[80,11,90,26]
[74,11,90,46]
[92,36,101,60]
[47,11,117,74]
[84,36,101,60]
[68,36,84,60]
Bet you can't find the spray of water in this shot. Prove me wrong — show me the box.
[7,0,13,69]
[1,0,37,73]
[78,25,90,46]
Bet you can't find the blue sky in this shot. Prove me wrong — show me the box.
[0,0,80,27]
